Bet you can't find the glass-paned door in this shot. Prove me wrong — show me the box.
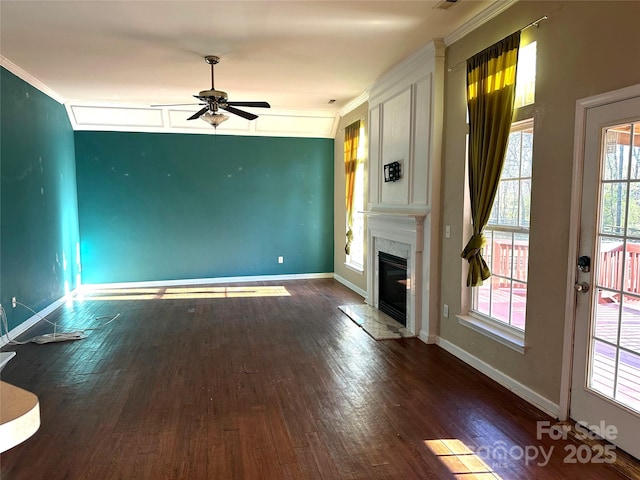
[571,94,640,460]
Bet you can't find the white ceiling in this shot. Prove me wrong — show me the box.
[0,0,503,118]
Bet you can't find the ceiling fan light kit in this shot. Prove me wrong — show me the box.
[200,111,229,128]
[164,55,270,128]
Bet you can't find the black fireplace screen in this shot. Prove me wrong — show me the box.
[378,251,408,326]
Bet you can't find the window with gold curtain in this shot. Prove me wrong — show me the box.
[461,31,521,286]
[344,120,361,255]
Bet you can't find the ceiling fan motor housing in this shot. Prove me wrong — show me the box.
[196,89,228,102]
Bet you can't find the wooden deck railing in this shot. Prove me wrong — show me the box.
[488,240,640,295]
[598,242,640,295]
[490,240,528,289]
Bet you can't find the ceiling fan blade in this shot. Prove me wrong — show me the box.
[221,105,258,121]
[187,106,210,120]
[151,103,203,107]
[226,101,271,108]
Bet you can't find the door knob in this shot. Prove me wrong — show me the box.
[574,282,590,293]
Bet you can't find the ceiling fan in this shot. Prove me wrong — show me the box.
[159,55,270,128]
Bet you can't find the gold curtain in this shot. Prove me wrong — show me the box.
[461,31,521,286]
[344,120,361,255]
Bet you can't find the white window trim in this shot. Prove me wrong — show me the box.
[457,312,526,354]
[344,261,364,274]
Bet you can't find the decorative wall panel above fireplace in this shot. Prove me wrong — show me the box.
[367,40,444,214]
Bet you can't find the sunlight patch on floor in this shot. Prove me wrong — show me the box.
[76,285,291,301]
[424,439,503,479]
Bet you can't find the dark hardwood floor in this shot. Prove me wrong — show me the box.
[0,279,631,479]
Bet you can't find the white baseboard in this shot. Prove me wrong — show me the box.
[81,272,334,290]
[0,294,71,347]
[333,274,367,298]
[436,336,560,418]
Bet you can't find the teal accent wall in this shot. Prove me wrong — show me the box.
[74,132,334,284]
[0,67,80,332]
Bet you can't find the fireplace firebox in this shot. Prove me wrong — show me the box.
[378,251,408,326]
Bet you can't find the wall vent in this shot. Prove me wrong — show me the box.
[434,0,458,10]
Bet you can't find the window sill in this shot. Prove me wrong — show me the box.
[344,262,364,274]
[456,313,527,354]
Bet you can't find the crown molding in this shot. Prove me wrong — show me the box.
[0,56,65,104]
[367,40,443,105]
[339,92,369,117]
[0,56,339,138]
[444,0,519,46]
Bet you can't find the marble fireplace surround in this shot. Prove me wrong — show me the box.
[365,212,425,336]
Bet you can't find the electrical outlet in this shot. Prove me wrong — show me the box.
[443,304,449,318]
[278,256,284,264]
[11,296,17,308]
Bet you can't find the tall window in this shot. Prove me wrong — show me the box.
[346,122,366,269]
[514,42,537,108]
[468,41,537,333]
[472,119,534,329]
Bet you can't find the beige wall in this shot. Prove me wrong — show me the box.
[439,1,640,405]
[334,102,369,294]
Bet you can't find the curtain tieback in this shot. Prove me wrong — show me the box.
[345,228,354,255]
[461,233,486,262]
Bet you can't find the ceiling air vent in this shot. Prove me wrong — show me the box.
[434,0,459,10]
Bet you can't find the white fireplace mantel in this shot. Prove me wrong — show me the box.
[363,211,427,251]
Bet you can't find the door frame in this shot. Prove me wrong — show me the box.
[560,83,640,421]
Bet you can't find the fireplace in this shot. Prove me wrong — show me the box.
[366,213,425,337]
[378,252,408,326]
